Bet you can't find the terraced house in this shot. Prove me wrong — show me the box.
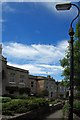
[36,75,57,98]
[2,56,30,96]
[0,45,67,98]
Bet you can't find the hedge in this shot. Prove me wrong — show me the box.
[0,96,11,103]
[74,100,80,110]
[2,98,49,115]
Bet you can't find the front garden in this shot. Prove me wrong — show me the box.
[0,96,62,116]
[1,96,80,119]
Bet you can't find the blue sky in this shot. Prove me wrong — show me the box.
[1,1,79,81]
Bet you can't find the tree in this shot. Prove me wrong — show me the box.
[75,20,80,40]
[60,21,80,91]
[60,80,69,88]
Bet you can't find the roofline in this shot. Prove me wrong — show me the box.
[7,65,29,74]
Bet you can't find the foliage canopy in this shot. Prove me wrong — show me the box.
[60,20,80,90]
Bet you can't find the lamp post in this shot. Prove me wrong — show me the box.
[56,3,79,120]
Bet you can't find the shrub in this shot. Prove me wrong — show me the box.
[28,102,39,110]
[2,99,31,114]
[0,97,2,103]
[0,103,2,112]
[74,100,80,110]
[2,97,50,115]
[2,97,11,103]
[62,102,69,118]
[14,95,28,99]
[2,110,14,116]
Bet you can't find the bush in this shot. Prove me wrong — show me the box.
[0,97,2,103]
[2,110,14,116]
[14,95,28,99]
[2,97,50,115]
[74,100,80,110]
[2,99,29,114]
[74,93,80,99]
[0,97,11,103]
[0,103,2,112]
[28,102,39,110]
[48,99,62,106]
[62,102,69,118]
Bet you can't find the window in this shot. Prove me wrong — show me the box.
[2,70,5,79]
[46,82,49,89]
[31,81,34,87]
[9,90,14,94]
[20,75,25,83]
[46,86,48,89]
[10,73,15,82]
[51,92,53,97]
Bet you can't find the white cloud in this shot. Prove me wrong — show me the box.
[7,62,63,77]
[3,41,68,80]
[3,41,68,64]
[7,62,45,74]
[3,43,38,60]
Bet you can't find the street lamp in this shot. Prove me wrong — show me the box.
[56,2,80,120]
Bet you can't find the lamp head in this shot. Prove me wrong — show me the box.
[56,3,71,10]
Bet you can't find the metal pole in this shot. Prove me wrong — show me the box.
[68,26,74,120]
[55,2,79,120]
[68,3,79,120]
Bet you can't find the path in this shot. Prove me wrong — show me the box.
[43,109,80,120]
[43,109,64,120]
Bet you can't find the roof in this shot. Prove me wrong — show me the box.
[7,65,29,74]
[0,55,7,62]
[28,75,37,79]
[2,56,7,62]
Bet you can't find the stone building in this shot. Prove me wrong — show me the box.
[2,61,30,96]
[28,75,57,98]
[2,56,7,95]
[1,54,67,98]
[6,65,29,96]
[31,75,57,98]
[56,81,68,99]
[0,45,30,96]
[0,45,2,96]
[0,44,67,98]
[1,52,58,98]
[28,75,37,95]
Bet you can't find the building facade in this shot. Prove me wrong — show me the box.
[0,44,29,96]
[0,45,68,98]
[29,75,57,98]
[6,65,29,96]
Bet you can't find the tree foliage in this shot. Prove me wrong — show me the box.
[60,21,80,90]
[75,20,80,40]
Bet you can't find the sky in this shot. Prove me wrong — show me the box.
[1,1,80,81]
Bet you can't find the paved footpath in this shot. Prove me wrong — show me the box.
[43,109,64,120]
[43,109,80,120]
